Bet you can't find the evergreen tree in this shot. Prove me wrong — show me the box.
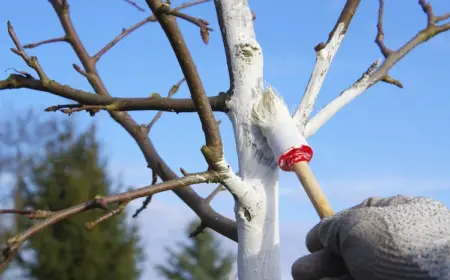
[13,122,144,280]
[155,220,234,280]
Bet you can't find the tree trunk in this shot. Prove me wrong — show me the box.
[215,1,281,279]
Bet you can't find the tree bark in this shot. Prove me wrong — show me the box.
[215,1,281,279]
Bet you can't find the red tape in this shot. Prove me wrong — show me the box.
[278,145,313,171]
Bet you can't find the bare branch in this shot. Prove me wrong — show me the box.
[147,78,185,131]
[167,10,212,44]
[145,0,223,166]
[304,60,379,138]
[2,0,237,244]
[0,74,227,112]
[132,170,158,218]
[72,63,88,77]
[370,0,450,84]
[434,13,450,24]
[122,0,146,12]
[303,0,450,138]
[55,105,104,116]
[0,209,52,219]
[7,21,48,81]
[23,36,68,49]
[0,170,218,267]
[189,184,224,238]
[168,10,211,31]
[189,221,207,237]
[375,0,393,58]
[381,75,403,88]
[204,184,225,204]
[4,68,32,78]
[85,202,129,231]
[175,0,211,11]
[93,0,211,62]
[93,18,156,62]
[293,0,361,130]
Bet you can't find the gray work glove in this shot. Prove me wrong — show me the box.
[292,195,450,280]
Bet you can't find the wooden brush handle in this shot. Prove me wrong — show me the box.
[293,161,334,219]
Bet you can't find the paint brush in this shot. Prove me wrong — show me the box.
[252,87,334,219]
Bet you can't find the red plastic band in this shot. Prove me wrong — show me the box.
[278,145,313,172]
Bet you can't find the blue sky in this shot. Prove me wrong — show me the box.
[1,0,450,279]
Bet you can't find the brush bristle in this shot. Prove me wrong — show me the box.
[252,86,292,128]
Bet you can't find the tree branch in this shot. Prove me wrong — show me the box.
[4,0,238,243]
[303,0,450,138]
[304,59,379,138]
[189,183,227,238]
[85,201,128,231]
[204,184,225,204]
[7,21,49,81]
[0,74,228,112]
[145,0,223,166]
[147,78,186,132]
[375,0,393,58]
[132,170,158,218]
[293,0,361,131]
[1,0,236,248]
[0,170,218,269]
[23,36,68,49]
[122,0,146,12]
[93,0,211,62]
[0,209,52,219]
[167,9,212,44]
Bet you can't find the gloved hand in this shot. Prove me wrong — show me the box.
[291,195,450,280]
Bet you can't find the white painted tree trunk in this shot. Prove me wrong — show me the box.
[215,0,281,279]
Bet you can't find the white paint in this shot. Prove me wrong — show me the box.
[214,0,281,279]
[215,158,257,208]
[303,59,380,138]
[252,86,310,161]
[293,23,346,131]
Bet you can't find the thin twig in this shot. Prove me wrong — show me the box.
[204,184,225,204]
[168,10,211,30]
[132,170,158,218]
[370,0,450,84]
[23,37,68,49]
[304,1,450,138]
[86,202,129,231]
[7,21,48,81]
[123,0,146,12]
[434,13,450,24]
[375,0,393,57]
[189,221,206,237]
[93,0,211,62]
[0,209,53,219]
[4,68,32,78]
[72,64,88,77]
[147,78,185,132]
[44,104,106,115]
[167,10,212,44]
[381,75,403,88]
[189,184,224,237]
[1,170,218,267]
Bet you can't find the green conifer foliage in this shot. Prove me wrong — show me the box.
[13,123,144,280]
[155,220,234,280]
